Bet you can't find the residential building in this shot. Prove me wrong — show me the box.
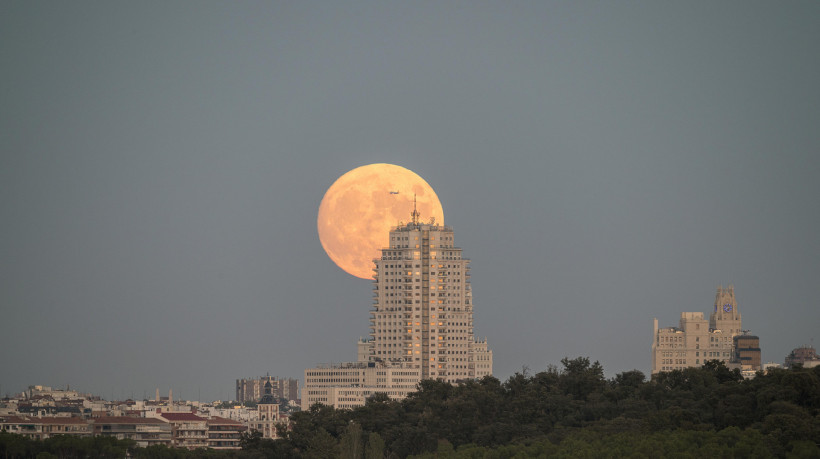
[366,213,492,382]
[92,416,172,447]
[652,285,746,374]
[0,416,91,440]
[160,412,208,449]
[236,376,299,403]
[304,209,493,409]
[207,416,245,450]
[235,379,262,403]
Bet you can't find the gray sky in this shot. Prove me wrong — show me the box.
[2,1,818,402]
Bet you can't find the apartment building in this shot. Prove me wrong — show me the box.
[207,416,245,450]
[92,416,172,447]
[159,413,208,449]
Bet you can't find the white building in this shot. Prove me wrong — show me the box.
[302,362,422,410]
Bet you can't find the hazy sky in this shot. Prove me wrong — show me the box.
[2,1,818,402]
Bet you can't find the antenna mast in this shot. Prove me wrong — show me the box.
[411,194,420,225]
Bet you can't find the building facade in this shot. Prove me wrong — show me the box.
[304,210,492,409]
[733,335,762,375]
[236,377,299,403]
[92,417,173,447]
[159,413,208,450]
[302,362,422,410]
[366,213,492,382]
[0,416,91,441]
[785,345,820,369]
[207,417,245,450]
[652,285,744,374]
[254,380,281,439]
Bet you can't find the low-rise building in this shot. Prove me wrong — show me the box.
[159,413,208,449]
[0,416,91,440]
[207,416,245,450]
[92,416,172,447]
[303,362,421,410]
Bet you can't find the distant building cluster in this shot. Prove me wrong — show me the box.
[652,285,763,378]
[304,213,493,410]
[0,382,297,450]
[651,285,819,378]
[235,376,298,404]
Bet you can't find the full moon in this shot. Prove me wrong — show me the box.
[318,164,444,279]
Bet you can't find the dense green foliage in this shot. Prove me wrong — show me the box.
[2,359,818,458]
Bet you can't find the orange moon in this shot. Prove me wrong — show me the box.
[318,164,444,279]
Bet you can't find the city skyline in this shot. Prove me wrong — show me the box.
[2,2,819,401]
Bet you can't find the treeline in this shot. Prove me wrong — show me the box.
[2,359,818,458]
[271,359,819,458]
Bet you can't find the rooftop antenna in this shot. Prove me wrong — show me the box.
[411,194,420,225]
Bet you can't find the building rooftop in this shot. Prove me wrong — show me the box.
[0,416,88,424]
[159,413,205,422]
[93,416,167,424]
[208,416,244,426]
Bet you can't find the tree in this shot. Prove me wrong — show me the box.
[340,422,363,459]
[559,357,606,400]
[364,432,385,459]
[304,428,340,459]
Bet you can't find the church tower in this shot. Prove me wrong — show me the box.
[257,379,280,439]
[709,284,742,336]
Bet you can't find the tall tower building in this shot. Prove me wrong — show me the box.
[367,206,492,382]
[304,206,492,409]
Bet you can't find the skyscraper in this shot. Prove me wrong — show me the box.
[303,208,492,409]
[366,208,492,382]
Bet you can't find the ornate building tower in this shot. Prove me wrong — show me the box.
[709,284,742,335]
[367,205,492,382]
[651,285,746,375]
[256,380,280,439]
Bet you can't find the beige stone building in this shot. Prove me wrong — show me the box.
[254,380,283,439]
[304,210,493,409]
[652,285,743,374]
[366,213,492,381]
